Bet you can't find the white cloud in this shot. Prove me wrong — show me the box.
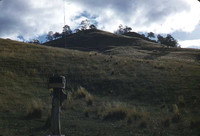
[72,0,200,33]
[179,39,200,49]
[0,0,200,45]
[0,0,82,40]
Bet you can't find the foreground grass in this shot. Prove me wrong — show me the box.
[0,38,200,135]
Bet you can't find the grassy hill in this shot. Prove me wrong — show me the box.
[0,36,200,136]
[44,29,160,51]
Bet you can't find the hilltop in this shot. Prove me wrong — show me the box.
[44,29,160,51]
[0,36,200,135]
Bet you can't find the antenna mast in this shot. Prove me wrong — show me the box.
[63,0,67,48]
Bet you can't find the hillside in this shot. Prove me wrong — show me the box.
[44,29,160,51]
[0,38,200,136]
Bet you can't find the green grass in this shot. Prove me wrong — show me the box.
[0,37,200,135]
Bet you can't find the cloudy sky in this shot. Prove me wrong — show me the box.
[0,0,200,48]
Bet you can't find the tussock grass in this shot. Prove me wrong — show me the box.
[86,93,94,106]
[26,99,43,119]
[75,87,94,105]
[97,102,149,122]
[63,87,94,108]
[172,104,181,123]
[76,87,88,98]
[97,102,127,120]
[66,92,73,104]
[127,108,149,126]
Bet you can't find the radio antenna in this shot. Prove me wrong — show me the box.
[63,0,67,48]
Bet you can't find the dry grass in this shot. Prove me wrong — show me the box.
[67,92,73,104]
[97,101,149,123]
[26,99,43,119]
[76,87,88,98]
[97,102,127,120]
[127,108,149,126]
[172,104,181,123]
[86,94,94,106]
[177,95,185,107]
[75,87,94,105]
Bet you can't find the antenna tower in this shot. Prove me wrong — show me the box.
[63,0,67,48]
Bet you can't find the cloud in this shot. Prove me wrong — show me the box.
[0,0,81,40]
[0,0,200,43]
[179,39,200,49]
[72,0,200,33]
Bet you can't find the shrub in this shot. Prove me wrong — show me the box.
[26,99,43,119]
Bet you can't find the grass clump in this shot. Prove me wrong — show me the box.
[98,102,149,123]
[86,93,94,106]
[126,108,149,126]
[76,86,88,98]
[75,87,94,105]
[67,91,73,104]
[172,104,181,123]
[104,106,127,120]
[26,99,43,119]
[98,102,127,120]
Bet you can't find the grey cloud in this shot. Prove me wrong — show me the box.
[72,0,190,25]
[0,0,35,38]
[0,0,63,40]
[0,0,196,41]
